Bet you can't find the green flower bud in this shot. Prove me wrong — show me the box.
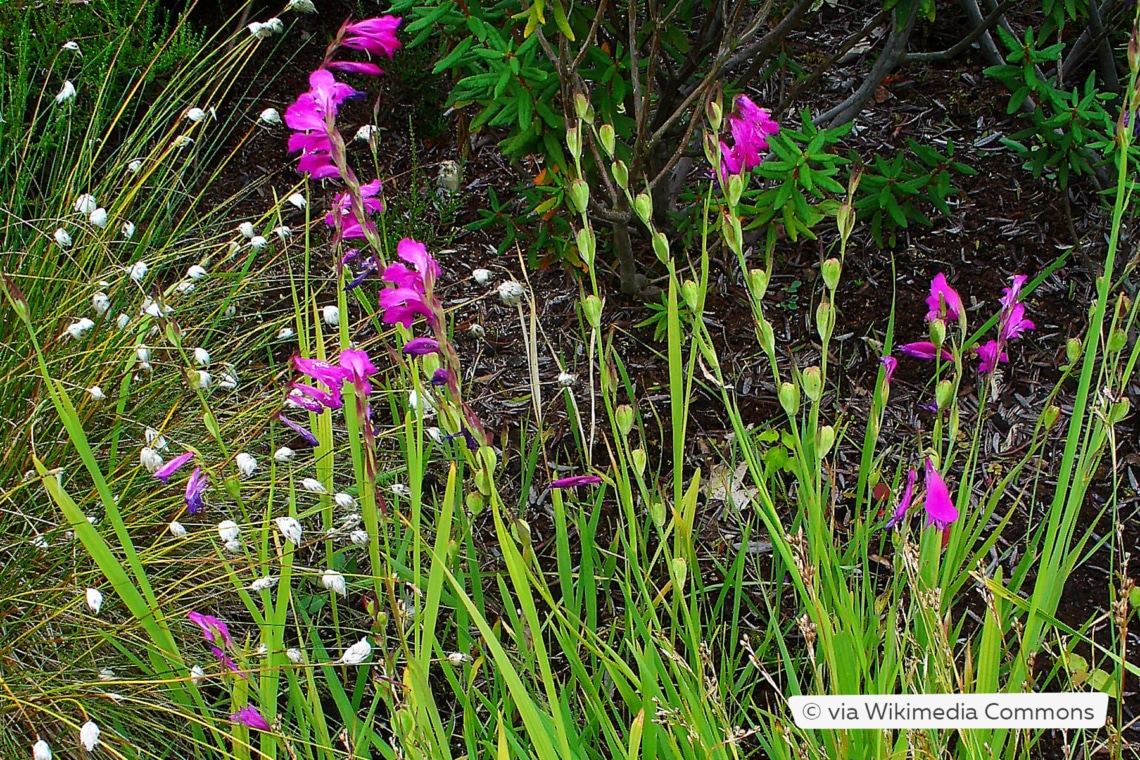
[574,93,592,123]
[394,709,415,737]
[818,425,836,458]
[615,404,635,436]
[599,124,616,157]
[631,448,647,476]
[1110,397,1131,425]
[582,294,602,330]
[758,318,775,355]
[1066,337,1082,365]
[681,280,700,313]
[721,211,743,255]
[935,379,954,410]
[779,381,800,416]
[703,131,720,169]
[569,178,589,213]
[706,97,723,132]
[565,126,581,161]
[726,172,743,207]
[671,557,687,593]
[836,202,855,241]
[649,500,666,528]
[929,318,946,347]
[748,269,769,300]
[512,518,532,548]
[821,258,841,291]
[652,231,669,263]
[800,366,822,402]
[466,490,485,514]
[576,227,596,268]
[447,538,460,564]
[633,192,652,224]
[1043,404,1061,430]
[815,300,831,341]
[612,161,628,189]
[1108,329,1127,353]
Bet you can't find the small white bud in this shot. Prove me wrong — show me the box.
[354,124,378,143]
[127,159,142,173]
[426,427,444,443]
[447,651,470,666]
[85,587,103,614]
[169,520,187,537]
[334,492,356,509]
[173,135,194,149]
[186,107,206,122]
[557,371,576,387]
[33,738,52,760]
[87,386,105,401]
[250,235,268,251]
[390,483,411,499]
[224,538,242,553]
[92,292,110,315]
[235,452,257,478]
[321,569,347,596]
[340,637,372,665]
[274,446,295,462]
[140,447,163,473]
[218,372,238,390]
[286,647,304,663]
[472,268,492,286]
[56,80,76,104]
[265,17,284,32]
[187,264,207,280]
[259,107,282,125]
[190,665,205,682]
[250,575,277,592]
[497,280,526,306]
[275,516,303,544]
[194,370,211,389]
[273,226,291,241]
[98,668,115,681]
[238,222,255,239]
[217,520,240,542]
[89,208,108,228]
[301,478,326,494]
[54,228,73,248]
[350,529,369,545]
[192,347,210,367]
[74,193,97,214]
[286,193,307,209]
[121,221,135,239]
[248,21,272,38]
[79,720,100,751]
[116,313,130,330]
[129,261,148,282]
[62,40,81,52]
[136,345,151,363]
[277,326,295,340]
[322,305,340,326]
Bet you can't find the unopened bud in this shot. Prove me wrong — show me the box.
[1066,337,1082,365]
[633,193,652,224]
[706,97,723,132]
[836,203,855,240]
[631,448,647,476]
[615,404,635,436]
[703,131,720,168]
[574,93,593,124]
[1110,397,1131,425]
[818,425,836,457]
[935,379,954,410]
[576,227,596,268]
[568,179,589,213]
[1108,329,1127,353]
[599,124,616,156]
[681,280,700,313]
[649,500,666,528]
[566,126,581,160]
[721,210,743,254]
[821,258,841,291]
[582,295,602,330]
[800,366,822,402]
[726,172,743,207]
[815,300,831,340]
[1043,404,1061,430]
[748,269,769,300]
[758,318,775,355]
[612,161,628,188]
[929,318,946,347]
[652,232,669,262]
[779,381,800,416]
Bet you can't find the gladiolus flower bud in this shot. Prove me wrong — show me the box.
[816,300,831,340]
[599,123,616,156]
[615,404,635,436]
[821,258,841,291]
[748,269,769,301]
[1066,337,1082,365]
[633,193,652,224]
[929,318,946,347]
[631,447,647,475]
[935,379,954,410]
[818,425,836,457]
[681,280,700,313]
[582,294,602,330]
[652,231,669,262]
[574,93,592,123]
[726,172,743,207]
[568,179,589,213]
[758,317,775,355]
[565,126,581,160]
[611,160,628,188]
[778,381,800,416]
[800,366,822,402]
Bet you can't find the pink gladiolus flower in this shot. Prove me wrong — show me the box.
[898,341,953,361]
[185,467,208,514]
[188,611,233,648]
[550,475,603,489]
[403,337,440,355]
[880,356,898,385]
[284,69,361,179]
[998,301,1034,342]
[154,451,194,483]
[923,458,959,530]
[230,706,271,731]
[925,273,962,322]
[718,95,779,181]
[276,413,319,446]
[976,340,1008,374]
[884,468,917,529]
[430,368,450,386]
[293,356,350,402]
[979,274,1033,374]
[327,60,385,76]
[339,349,377,397]
[379,286,434,328]
[324,179,384,240]
[288,383,343,411]
[342,17,402,59]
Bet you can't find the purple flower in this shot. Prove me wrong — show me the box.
[379,286,434,328]
[339,349,377,397]
[327,60,385,76]
[898,341,953,361]
[293,356,350,407]
[324,179,384,240]
[923,458,959,530]
[430,368,450,386]
[230,706,271,731]
[341,17,402,59]
[880,356,898,385]
[185,467,208,514]
[188,611,234,649]
[925,273,962,322]
[884,468,917,529]
[284,69,362,179]
[550,475,603,489]
[154,451,194,483]
[998,301,1034,343]
[288,383,343,411]
[276,413,320,446]
[976,340,1008,374]
[978,274,1034,374]
[718,95,779,180]
[403,337,440,356]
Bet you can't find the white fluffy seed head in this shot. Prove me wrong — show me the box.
[238,222,255,239]
[92,294,111,317]
[275,516,303,544]
[140,447,163,473]
[129,261,148,282]
[33,738,52,760]
[286,193,307,209]
[250,235,268,251]
[193,347,210,366]
[340,637,371,665]
[250,576,277,592]
[301,478,326,494]
[334,492,356,509]
[116,313,130,330]
[354,124,378,143]
[286,647,304,663]
[79,720,100,751]
[186,107,206,122]
[472,268,492,286]
[557,371,576,387]
[322,305,340,326]
[87,386,105,401]
[235,452,257,478]
[121,221,135,239]
[350,529,369,545]
[54,228,73,248]
[74,193,97,214]
[89,207,108,228]
[321,569,347,596]
[277,326,295,340]
[190,665,205,682]
[56,80,76,104]
[497,280,525,306]
[217,520,240,542]
[85,587,103,614]
[274,225,291,241]
[274,446,295,462]
[224,538,243,553]
[259,107,282,125]
[187,264,207,280]
[169,520,187,537]
[127,159,142,173]
[447,651,470,666]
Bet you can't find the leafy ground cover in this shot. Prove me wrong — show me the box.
[1,0,1138,758]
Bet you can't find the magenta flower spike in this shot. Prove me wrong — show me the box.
[325,179,384,240]
[898,341,953,361]
[880,356,898,385]
[379,286,434,328]
[154,451,194,483]
[185,466,208,514]
[342,16,402,59]
[327,60,385,76]
[288,383,343,411]
[293,356,350,398]
[284,69,361,179]
[925,273,962,322]
[923,458,959,530]
[884,468,917,529]
[976,340,1009,374]
[998,301,1034,342]
[230,706,272,731]
[403,337,440,356]
[339,349,377,396]
[550,475,603,489]
[276,413,320,446]
[188,611,234,649]
[718,94,779,180]
[397,237,440,283]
